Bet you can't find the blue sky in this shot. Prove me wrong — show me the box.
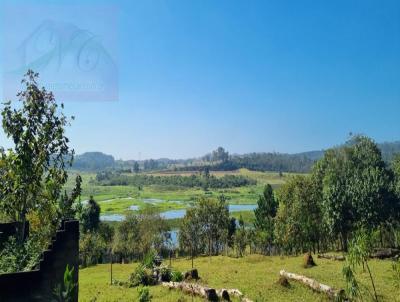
[0,0,399,159]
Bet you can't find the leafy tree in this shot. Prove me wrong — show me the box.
[203,166,210,179]
[275,175,324,254]
[79,231,106,267]
[112,209,169,261]
[59,175,82,219]
[227,217,237,248]
[212,147,229,162]
[234,215,247,257]
[81,196,100,233]
[179,207,203,263]
[179,197,229,256]
[254,184,277,254]
[0,70,73,242]
[112,213,140,261]
[133,161,140,173]
[135,208,170,257]
[199,196,230,256]
[314,135,395,251]
[392,154,400,218]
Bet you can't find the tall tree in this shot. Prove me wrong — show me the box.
[314,135,395,251]
[212,147,229,163]
[179,197,229,256]
[59,175,82,219]
[254,184,277,254]
[275,175,324,254]
[392,154,400,208]
[113,209,169,261]
[133,161,140,173]
[81,196,101,233]
[0,70,73,242]
[234,215,247,257]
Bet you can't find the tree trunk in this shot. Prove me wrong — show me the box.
[162,281,254,302]
[317,254,345,261]
[341,232,348,252]
[279,270,344,299]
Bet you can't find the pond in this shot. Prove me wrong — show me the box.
[142,198,164,204]
[100,204,257,222]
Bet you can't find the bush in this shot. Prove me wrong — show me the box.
[53,265,77,302]
[138,286,152,302]
[130,265,157,287]
[0,235,42,273]
[171,270,183,282]
[159,266,172,282]
[184,269,199,280]
[142,250,157,269]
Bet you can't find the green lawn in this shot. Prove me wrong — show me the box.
[79,254,400,302]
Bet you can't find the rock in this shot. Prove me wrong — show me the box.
[217,289,231,301]
[277,276,290,287]
[184,268,199,280]
[204,288,218,301]
[371,248,400,259]
[303,252,316,268]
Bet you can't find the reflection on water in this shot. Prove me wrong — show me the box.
[101,204,257,222]
[100,214,125,221]
[142,198,164,204]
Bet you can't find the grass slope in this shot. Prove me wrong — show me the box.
[79,254,400,302]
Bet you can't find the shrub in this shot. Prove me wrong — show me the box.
[159,266,172,282]
[143,250,157,269]
[0,235,42,273]
[171,270,184,282]
[184,269,199,280]
[138,286,152,302]
[130,265,157,287]
[53,265,77,302]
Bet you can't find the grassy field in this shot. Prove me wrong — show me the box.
[79,254,400,302]
[65,169,294,218]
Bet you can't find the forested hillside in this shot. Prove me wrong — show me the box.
[70,141,400,173]
[72,152,115,171]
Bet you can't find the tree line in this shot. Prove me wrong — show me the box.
[178,135,400,257]
[94,171,256,189]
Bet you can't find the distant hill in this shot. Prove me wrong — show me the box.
[298,141,400,163]
[72,152,115,171]
[71,141,400,173]
[378,141,400,162]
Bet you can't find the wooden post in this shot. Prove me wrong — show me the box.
[191,244,194,269]
[110,252,113,285]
